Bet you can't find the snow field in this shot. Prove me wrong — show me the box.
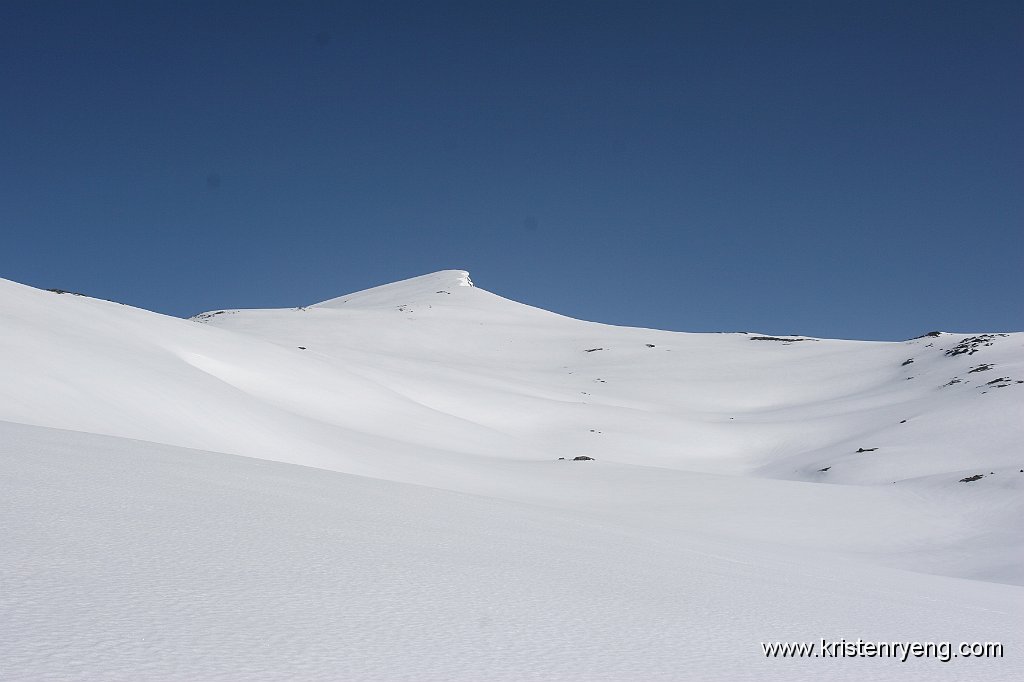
[1,270,1021,679]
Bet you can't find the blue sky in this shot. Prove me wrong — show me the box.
[1,0,1020,340]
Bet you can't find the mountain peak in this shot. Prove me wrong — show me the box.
[313,270,474,309]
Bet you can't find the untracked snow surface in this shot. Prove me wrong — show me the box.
[1,270,1022,680]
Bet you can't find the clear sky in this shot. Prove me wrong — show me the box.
[1,1,1020,340]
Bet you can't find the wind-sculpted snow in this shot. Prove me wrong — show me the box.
[1,271,1022,680]
[2,421,1021,681]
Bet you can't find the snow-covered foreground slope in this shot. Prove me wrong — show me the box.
[1,270,1022,680]
[3,421,1021,682]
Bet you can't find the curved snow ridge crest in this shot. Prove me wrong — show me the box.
[312,270,474,309]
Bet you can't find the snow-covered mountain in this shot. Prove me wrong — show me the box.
[2,270,1022,681]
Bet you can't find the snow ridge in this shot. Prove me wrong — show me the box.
[313,269,474,309]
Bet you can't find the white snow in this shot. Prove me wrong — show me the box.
[1,271,1022,680]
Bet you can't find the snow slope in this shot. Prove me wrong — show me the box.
[1,270,1022,680]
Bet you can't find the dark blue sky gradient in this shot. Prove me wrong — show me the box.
[2,1,1021,339]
